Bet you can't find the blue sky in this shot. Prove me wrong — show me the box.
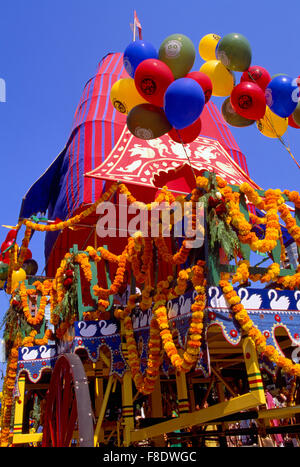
[0,1,299,379]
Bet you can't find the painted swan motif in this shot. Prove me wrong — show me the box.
[208,286,228,309]
[179,295,191,315]
[139,309,151,327]
[39,345,56,359]
[98,320,117,336]
[268,290,290,310]
[238,288,262,310]
[78,321,98,337]
[295,291,300,311]
[167,300,179,318]
[21,347,39,361]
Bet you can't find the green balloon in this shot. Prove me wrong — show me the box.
[292,101,300,126]
[127,103,172,140]
[216,33,251,72]
[221,97,255,127]
[159,33,196,79]
[0,261,8,281]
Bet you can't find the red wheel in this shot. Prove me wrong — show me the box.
[42,353,94,447]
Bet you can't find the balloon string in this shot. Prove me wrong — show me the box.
[247,70,300,170]
[175,130,198,187]
[264,112,300,170]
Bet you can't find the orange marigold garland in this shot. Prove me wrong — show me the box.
[22,182,119,233]
[19,281,48,326]
[219,279,300,377]
[124,313,161,395]
[154,261,206,373]
[93,245,128,299]
[0,336,22,446]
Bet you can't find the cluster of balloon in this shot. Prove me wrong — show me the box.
[199,32,300,139]
[111,31,299,145]
[111,34,213,144]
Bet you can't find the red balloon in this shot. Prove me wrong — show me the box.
[134,59,174,107]
[230,82,266,120]
[168,117,202,143]
[5,229,17,243]
[185,71,213,103]
[0,239,14,263]
[240,66,271,91]
[288,113,300,129]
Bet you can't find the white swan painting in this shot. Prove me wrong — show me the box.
[295,291,300,311]
[179,295,192,315]
[78,321,98,337]
[208,286,228,309]
[167,300,179,319]
[268,290,290,311]
[238,288,262,310]
[39,346,56,359]
[21,347,39,361]
[139,309,151,328]
[98,321,117,336]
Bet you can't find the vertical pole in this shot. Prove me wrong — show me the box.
[242,336,266,405]
[121,371,134,447]
[215,370,227,447]
[175,371,190,415]
[150,375,164,446]
[13,375,26,441]
[93,361,104,443]
[120,320,134,446]
[187,375,195,412]
[94,375,114,446]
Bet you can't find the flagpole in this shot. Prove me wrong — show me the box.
[133,12,136,41]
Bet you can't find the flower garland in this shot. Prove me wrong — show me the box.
[232,260,250,285]
[128,234,153,284]
[278,203,300,247]
[0,336,21,446]
[283,190,300,209]
[75,253,93,282]
[219,279,300,377]
[93,245,128,299]
[123,313,161,395]
[19,281,48,326]
[21,182,119,232]
[153,261,206,373]
[14,226,32,271]
[222,184,282,253]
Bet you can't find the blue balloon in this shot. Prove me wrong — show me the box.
[164,78,205,130]
[123,40,158,78]
[265,75,299,118]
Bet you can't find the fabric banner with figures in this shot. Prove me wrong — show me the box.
[85,126,260,191]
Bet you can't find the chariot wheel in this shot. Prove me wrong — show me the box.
[42,353,94,447]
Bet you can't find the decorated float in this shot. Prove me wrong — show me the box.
[0,26,300,447]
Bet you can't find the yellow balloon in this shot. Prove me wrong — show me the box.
[199,34,221,61]
[256,107,288,138]
[110,78,147,115]
[200,60,234,97]
[11,268,26,290]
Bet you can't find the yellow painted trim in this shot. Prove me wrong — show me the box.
[130,392,262,443]
[258,405,300,420]
[13,433,43,444]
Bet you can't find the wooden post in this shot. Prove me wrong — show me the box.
[120,320,134,446]
[94,375,114,446]
[13,375,26,440]
[150,375,165,446]
[176,371,190,415]
[121,371,134,447]
[93,361,104,443]
[242,336,266,406]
